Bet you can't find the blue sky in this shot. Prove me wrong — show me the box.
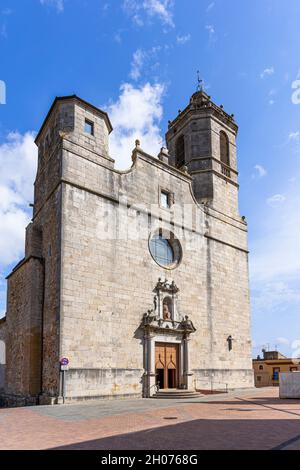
[0,0,300,358]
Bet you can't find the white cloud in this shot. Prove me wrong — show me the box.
[1,23,7,39]
[132,14,144,27]
[260,66,275,79]
[253,164,267,178]
[250,184,300,318]
[206,24,215,35]
[0,209,30,266]
[268,89,276,105]
[123,0,175,28]
[40,0,64,13]
[252,212,298,281]
[205,24,216,42]
[114,31,123,44]
[143,0,174,27]
[250,181,300,298]
[130,49,146,81]
[0,132,37,265]
[288,131,299,141]
[206,2,215,12]
[129,46,163,82]
[106,82,165,169]
[276,337,290,346]
[252,281,300,313]
[266,194,286,206]
[101,3,110,13]
[249,160,300,326]
[176,34,191,45]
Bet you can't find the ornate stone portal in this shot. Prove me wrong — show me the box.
[141,279,196,397]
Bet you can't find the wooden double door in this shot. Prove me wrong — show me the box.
[155,342,179,389]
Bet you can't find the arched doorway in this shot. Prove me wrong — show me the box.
[155,342,178,389]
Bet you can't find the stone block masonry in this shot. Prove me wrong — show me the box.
[1,92,253,405]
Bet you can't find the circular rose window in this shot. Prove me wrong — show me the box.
[149,229,182,269]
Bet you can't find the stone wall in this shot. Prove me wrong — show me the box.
[5,169,62,401]
[194,368,254,391]
[60,146,208,398]
[0,318,6,391]
[5,257,44,397]
[58,139,253,399]
[64,369,143,400]
[32,186,62,399]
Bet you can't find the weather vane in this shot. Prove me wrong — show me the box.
[197,70,204,92]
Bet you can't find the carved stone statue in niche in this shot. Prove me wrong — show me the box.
[163,297,172,320]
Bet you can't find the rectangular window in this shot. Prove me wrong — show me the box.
[84,119,94,135]
[161,190,171,209]
[290,367,297,372]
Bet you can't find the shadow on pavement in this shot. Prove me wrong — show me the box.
[51,418,300,450]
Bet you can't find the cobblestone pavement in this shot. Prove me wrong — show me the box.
[1,388,300,450]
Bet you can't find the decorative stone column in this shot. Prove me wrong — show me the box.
[183,335,194,390]
[144,332,156,397]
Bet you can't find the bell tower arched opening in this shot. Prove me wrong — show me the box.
[175,135,185,168]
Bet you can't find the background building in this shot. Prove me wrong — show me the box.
[253,350,300,387]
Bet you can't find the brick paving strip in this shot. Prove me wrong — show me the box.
[0,388,300,450]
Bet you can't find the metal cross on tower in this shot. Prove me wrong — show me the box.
[196,71,204,92]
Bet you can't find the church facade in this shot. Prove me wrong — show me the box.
[0,89,254,405]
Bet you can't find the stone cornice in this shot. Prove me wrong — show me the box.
[205,234,249,254]
[189,156,239,176]
[132,147,192,182]
[190,168,240,188]
[166,92,238,136]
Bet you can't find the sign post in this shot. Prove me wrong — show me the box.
[59,357,69,404]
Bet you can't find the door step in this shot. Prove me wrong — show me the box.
[152,389,201,399]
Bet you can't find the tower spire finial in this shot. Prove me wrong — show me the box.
[197,70,204,92]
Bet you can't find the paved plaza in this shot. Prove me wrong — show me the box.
[1,387,300,450]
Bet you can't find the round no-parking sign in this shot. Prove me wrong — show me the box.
[60,357,69,366]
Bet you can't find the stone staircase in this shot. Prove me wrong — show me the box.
[152,389,202,399]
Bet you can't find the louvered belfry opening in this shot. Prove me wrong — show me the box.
[220,131,230,166]
[175,135,185,168]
